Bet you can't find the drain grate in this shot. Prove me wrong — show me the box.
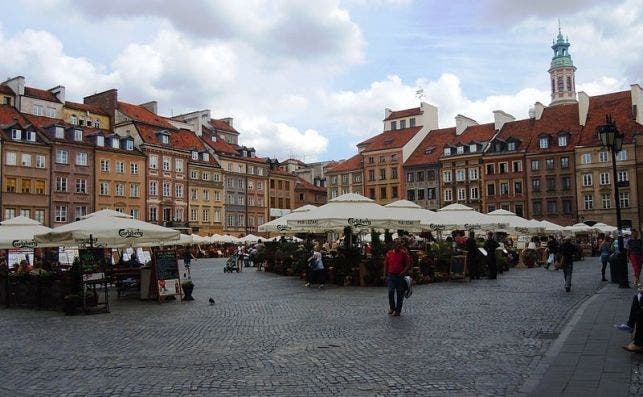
[535,331,560,340]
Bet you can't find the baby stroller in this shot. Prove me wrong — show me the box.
[224,255,240,273]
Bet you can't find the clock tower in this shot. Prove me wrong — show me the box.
[549,26,577,106]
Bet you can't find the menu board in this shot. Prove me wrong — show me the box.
[77,248,110,313]
[154,249,181,299]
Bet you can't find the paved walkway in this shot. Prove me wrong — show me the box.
[0,257,641,396]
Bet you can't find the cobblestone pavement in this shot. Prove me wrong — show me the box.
[0,257,638,396]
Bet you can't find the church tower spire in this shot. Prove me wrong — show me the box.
[548,25,577,106]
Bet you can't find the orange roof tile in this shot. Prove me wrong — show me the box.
[24,87,60,103]
[171,129,207,151]
[134,123,172,145]
[493,118,536,150]
[0,104,31,128]
[200,127,242,155]
[24,114,67,129]
[358,126,422,152]
[525,103,581,154]
[384,107,421,121]
[578,90,641,146]
[295,177,326,192]
[64,101,110,116]
[117,101,175,129]
[404,127,456,166]
[209,119,238,134]
[326,153,363,173]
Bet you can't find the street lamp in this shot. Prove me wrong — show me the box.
[596,114,628,288]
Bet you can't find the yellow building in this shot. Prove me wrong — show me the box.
[63,101,111,130]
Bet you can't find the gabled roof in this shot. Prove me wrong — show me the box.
[384,107,421,121]
[117,101,175,129]
[171,128,207,151]
[200,127,239,155]
[0,85,15,96]
[134,123,175,146]
[24,87,61,103]
[578,90,641,146]
[64,101,110,116]
[282,158,306,166]
[295,177,326,192]
[525,102,581,154]
[453,122,496,146]
[489,118,536,151]
[24,113,88,143]
[326,153,363,173]
[404,127,456,166]
[358,126,422,152]
[0,104,31,129]
[209,118,238,134]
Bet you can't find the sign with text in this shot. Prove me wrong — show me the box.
[153,249,181,300]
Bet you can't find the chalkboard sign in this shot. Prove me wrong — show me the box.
[78,248,110,275]
[153,249,181,300]
[450,255,468,281]
[77,248,110,313]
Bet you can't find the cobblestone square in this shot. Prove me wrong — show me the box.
[0,258,639,396]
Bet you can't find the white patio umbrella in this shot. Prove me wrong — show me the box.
[427,203,507,231]
[35,213,180,248]
[266,235,302,242]
[537,219,564,232]
[258,205,317,233]
[0,216,54,249]
[384,200,438,229]
[487,209,544,234]
[593,222,617,233]
[190,234,209,244]
[286,193,420,233]
[212,234,239,244]
[240,234,261,243]
[81,209,131,219]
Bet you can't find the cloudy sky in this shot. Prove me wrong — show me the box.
[0,0,641,161]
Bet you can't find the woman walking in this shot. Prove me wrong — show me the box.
[599,236,612,282]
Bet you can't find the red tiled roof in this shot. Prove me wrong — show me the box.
[282,158,306,166]
[525,103,581,154]
[64,101,110,116]
[451,122,496,146]
[404,127,456,166]
[0,85,15,96]
[24,87,60,103]
[23,114,67,129]
[171,129,206,151]
[358,126,422,152]
[295,177,326,192]
[134,123,168,145]
[201,127,240,155]
[117,101,175,129]
[327,153,363,173]
[494,118,536,149]
[209,118,238,134]
[0,104,31,128]
[384,107,421,121]
[578,90,641,146]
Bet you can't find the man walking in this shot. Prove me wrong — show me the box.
[627,229,642,287]
[545,235,559,270]
[383,239,411,316]
[484,231,499,279]
[560,236,576,292]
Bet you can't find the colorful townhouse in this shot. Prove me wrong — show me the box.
[294,176,327,208]
[326,154,363,199]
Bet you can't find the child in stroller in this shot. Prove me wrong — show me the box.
[224,254,240,273]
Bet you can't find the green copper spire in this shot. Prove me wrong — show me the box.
[550,25,574,69]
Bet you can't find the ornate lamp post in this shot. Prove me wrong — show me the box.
[596,114,628,287]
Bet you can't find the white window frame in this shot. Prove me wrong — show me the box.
[582,173,593,186]
[36,154,45,168]
[56,149,68,164]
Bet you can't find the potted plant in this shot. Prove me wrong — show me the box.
[181,280,195,301]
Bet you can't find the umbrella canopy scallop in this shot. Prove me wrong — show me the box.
[426,204,507,231]
[0,216,54,249]
[258,205,317,233]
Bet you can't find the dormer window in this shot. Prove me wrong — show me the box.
[539,136,549,149]
[160,135,169,144]
[70,115,77,125]
[210,135,216,142]
[11,129,21,140]
[203,152,209,162]
[126,140,134,151]
[55,126,64,139]
[507,142,516,151]
[86,120,92,127]
[96,135,104,147]
[74,129,83,141]
[191,151,198,160]
[95,119,100,128]
[391,121,397,130]
[383,139,393,146]
[495,143,502,152]
[112,137,120,149]
[469,144,477,153]
[456,146,464,154]
[400,119,406,129]
[27,131,36,142]
[558,134,568,147]
[444,147,451,156]
[410,118,416,127]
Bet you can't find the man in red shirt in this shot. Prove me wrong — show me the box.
[383,239,411,316]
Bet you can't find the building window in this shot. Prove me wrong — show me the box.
[561,176,571,191]
[21,153,32,167]
[115,183,125,196]
[599,151,608,162]
[512,161,522,172]
[379,168,386,180]
[149,181,157,196]
[617,171,629,182]
[562,199,572,214]
[75,179,87,194]
[443,171,452,183]
[74,130,83,141]
[126,140,134,150]
[558,135,568,147]
[444,147,451,156]
[417,188,425,200]
[32,104,44,116]
[532,178,540,192]
[55,206,67,223]
[602,193,611,209]
[456,146,464,154]
[391,121,397,130]
[514,181,522,194]
[416,171,425,182]
[160,135,169,144]
[100,159,110,172]
[410,118,416,127]
[582,174,593,186]
[619,192,630,208]
[5,152,16,166]
[116,161,125,173]
[55,149,68,164]
[96,135,104,146]
[175,159,184,173]
[131,163,139,175]
[163,182,171,197]
[427,188,436,200]
[406,172,414,183]
[469,187,479,200]
[444,189,452,202]
[507,142,516,151]
[149,207,157,222]
[546,177,556,191]
[455,169,466,181]
[499,162,508,174]
[599,172,610,185]
[130,209,139,220]
[400,119,406,129]
[35,180,45,194]
[515,204,524,217]
[531,160,539,171]
[584,194,593,210]
[100,182,109,195]
[487,183,495,196]
[392,186,398,198]
[380,187,387,199]
[202,209,209,222]
[55,177,68,192]
[500,182,509,195]
[547,200,557,214]
[162,157,171,171]
[545,159,554,170]
[36,155,46,168]
[470,144,478,152]
[539,137,549,149]
[34,209,45,223]
[149,155,158,169]
[130,183,139,197]
[582,153,591,164]
[457,188,466,201]
[468,168,479,180]
[533,200,542,216]
[75,152,87,166]
[560,157,569,169]
[486,164,495,175]
[75,206,87,221]
[617,150,627,161]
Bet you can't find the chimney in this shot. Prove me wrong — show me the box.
[578,91,590,126]
[528,106,535,119]
[222,117,233,128]
[84,89,118,127]
[3,76,25,96]
[139,101,158,114]
[49,85,65,103]
[420,102,438,130]
[534,102,545,120]
[493,110,515,131]
[631,84,643,125]
[455,114,478,135]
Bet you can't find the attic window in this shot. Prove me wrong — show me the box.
[96,135,104,146]
[27,131,36,142]
[424,146,435,155]
[469,144,477,153]
[539,136,549,149]
[391,121,397,130]
[383,139,394,146]
[456,146,464,154]
[55,126,64,139]
[507,142,516,151]
[410,118,416,127]
[400,119,406,129]
[558,134,568,147]
[203,152,209,161]
[444,147,451,156]
[11,129,21,140]
[74,129,83,141]
[70,115,77,125]
[191,151,198,160]
[111,137,120,149]
[211,135,216,142]
[126,140,134,151]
